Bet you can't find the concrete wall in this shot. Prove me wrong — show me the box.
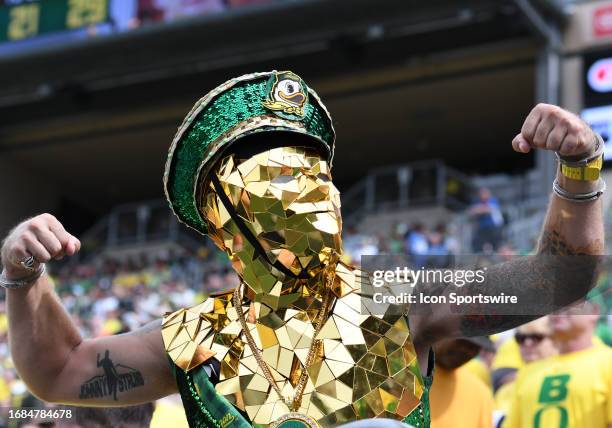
[0,157,60,238]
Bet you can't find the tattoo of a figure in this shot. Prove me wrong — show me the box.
[79,350,144,401]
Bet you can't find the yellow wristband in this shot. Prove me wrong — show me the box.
[560,155,603,181]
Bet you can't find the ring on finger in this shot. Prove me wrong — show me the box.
[20,255,38,270]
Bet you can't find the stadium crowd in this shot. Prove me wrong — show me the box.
[0,202,610,428]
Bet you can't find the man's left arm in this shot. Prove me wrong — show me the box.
[414,104,604,341]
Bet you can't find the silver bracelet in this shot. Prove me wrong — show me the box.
[556,133,605,167]
[0,264,46,289]
[553,178,606,203]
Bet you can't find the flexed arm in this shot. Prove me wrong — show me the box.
[412,104,604,343]
[1,214,177,405]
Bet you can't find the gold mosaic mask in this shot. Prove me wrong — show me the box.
[199,146,343,308]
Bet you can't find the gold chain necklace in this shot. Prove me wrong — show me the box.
[232,274,335,416]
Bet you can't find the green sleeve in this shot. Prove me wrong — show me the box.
[167,357,251,428]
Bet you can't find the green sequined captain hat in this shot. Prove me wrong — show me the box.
[163,70,336,235]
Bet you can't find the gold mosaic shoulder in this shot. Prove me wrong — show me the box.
[336,261,413,314]
[331,260,368,297]
[161,291,234,372]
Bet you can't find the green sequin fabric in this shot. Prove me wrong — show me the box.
[171,358,432,428]
[403,374,432,428]
[403,349,434,428]
[164,72,336,235]
[170,358,251,428]
[276,421,309,428]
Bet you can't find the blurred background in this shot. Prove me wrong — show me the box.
[0,0,611,427]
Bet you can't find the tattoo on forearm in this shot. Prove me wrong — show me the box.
[79,350,144,401]
[538,229,583,255]
[457,223,601,336]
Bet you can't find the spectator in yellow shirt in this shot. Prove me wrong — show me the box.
[494,317,558,424]
[515,317,558,364]
[431,337,495,428]
[492,337,523,371]
[504,302,612,428]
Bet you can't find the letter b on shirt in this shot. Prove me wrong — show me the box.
[534,374,570,428]
[538,375,570,403]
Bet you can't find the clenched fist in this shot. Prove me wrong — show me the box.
[513,103,597,157]
[1,214,80,280]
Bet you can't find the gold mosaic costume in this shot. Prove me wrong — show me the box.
[162,72,431,428]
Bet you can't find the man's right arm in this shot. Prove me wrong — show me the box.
[2,214,177,405]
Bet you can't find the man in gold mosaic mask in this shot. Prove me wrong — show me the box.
[0,71,605,428]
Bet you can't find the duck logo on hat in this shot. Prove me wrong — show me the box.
[262,71,308,119]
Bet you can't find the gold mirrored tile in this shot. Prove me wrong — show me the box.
[333,315,365,345]
[176,145,426,425]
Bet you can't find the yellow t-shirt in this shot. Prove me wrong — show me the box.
[150,397,189,428]
[496,381,516,415]
[465,357,493,389]
[430,366,494,428]
[0,377,10,402]
[101,318,122,335]
[503,345,612,428]
[0,313,7,334]
[493,338,524,370]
